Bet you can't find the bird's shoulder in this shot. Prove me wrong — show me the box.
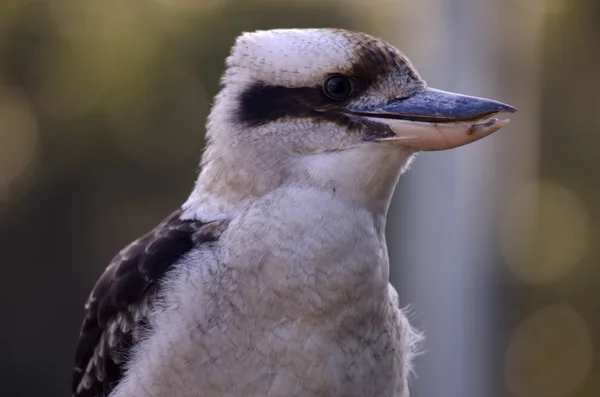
[72,208,228,397]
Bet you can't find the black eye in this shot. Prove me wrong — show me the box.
[323,75,353,100]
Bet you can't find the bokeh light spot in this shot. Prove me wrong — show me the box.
[505,304,593,397]
[500,179,590,283]
[0,88,39,188]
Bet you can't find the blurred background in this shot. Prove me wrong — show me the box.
[0,0,598,396]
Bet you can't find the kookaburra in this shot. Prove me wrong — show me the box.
[73,28,515,397]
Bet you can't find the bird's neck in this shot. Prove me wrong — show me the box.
[182,141,414,223]
[291,144,415,218]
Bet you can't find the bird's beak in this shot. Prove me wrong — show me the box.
[347,87,517,151]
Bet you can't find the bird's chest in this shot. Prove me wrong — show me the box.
[196,310,404,397]
[218,189,390,319]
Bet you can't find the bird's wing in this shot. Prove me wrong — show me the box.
[72,209,225,397]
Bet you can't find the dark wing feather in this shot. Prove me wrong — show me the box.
[72,209,224,397]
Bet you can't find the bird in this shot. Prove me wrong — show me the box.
[72,28,516,397]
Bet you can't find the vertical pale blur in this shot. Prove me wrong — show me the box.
[382,1,544,397]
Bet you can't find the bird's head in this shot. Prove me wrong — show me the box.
[186,28,516,219]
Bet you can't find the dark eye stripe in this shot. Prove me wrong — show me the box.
[236,80,367,127]
[237,84,324,127]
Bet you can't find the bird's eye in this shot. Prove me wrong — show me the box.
[323,75,353,100]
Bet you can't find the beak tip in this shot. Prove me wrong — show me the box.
[500,103,518,114]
